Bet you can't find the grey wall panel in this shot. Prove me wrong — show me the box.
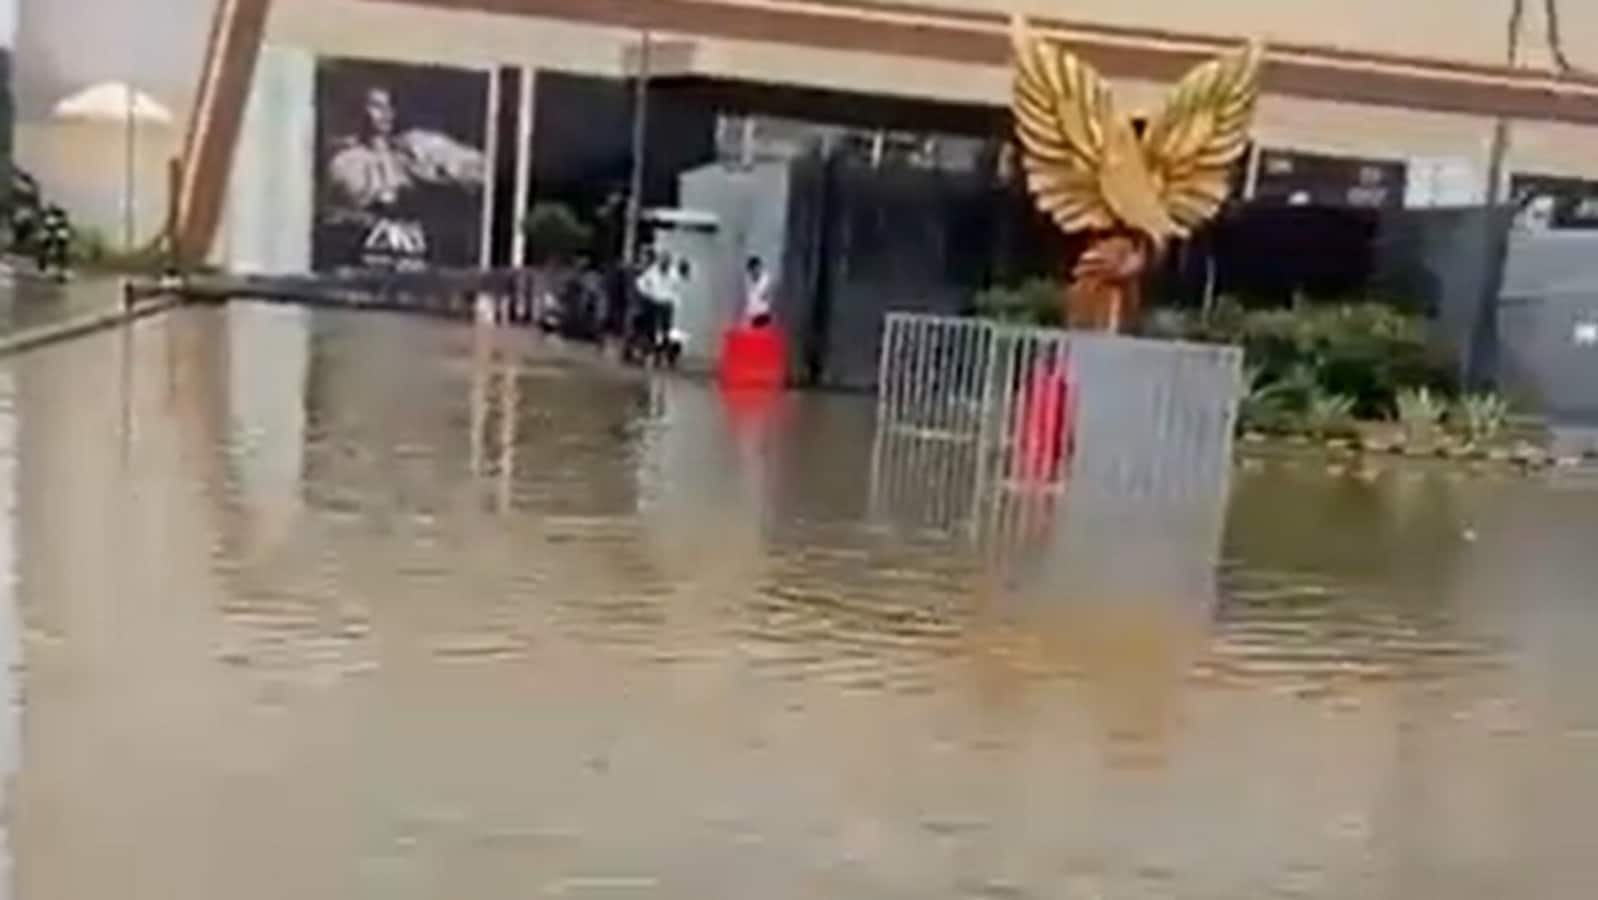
[678,161,791,336]
[1369,206,1510,387]
[1498,231,1598,424]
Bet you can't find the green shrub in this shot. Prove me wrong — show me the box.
[1142,308,1192,340]
[1394,387,1447,446]
[70,226,109,266]
[1157,300,1454,422]
[1241,306,1446,418]
[1302,390,1357,439]
[66,226,171,273]
[971,289,1456,432]
[1239,365,1289,433]
[972,278,1064,328]
[522,202,593,265]
[1239,363,1319,433]
[1450,392,1510,445]
[1180,295,1249,344]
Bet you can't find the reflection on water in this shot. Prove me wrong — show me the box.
[0,302,1595,897]
[0,364,17,900]
[0,278,123,335]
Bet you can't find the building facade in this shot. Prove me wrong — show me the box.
[181,0,1598,268]
[9,0,1598,266]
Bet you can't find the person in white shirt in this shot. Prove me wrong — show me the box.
[743,256,773,327]
[634,251,668,308]
[659,259,686,313]
[630,252,683,364]
[657,259,690,361]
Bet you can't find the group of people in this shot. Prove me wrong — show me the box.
[9,169,74,278]
[622,251,774,367]
[532,248,775,369]
[627,249,692,366]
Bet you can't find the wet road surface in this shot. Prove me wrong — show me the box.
[0,275,123,336]
[0,301,1596,898]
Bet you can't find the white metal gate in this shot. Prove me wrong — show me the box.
[870,312,1245,543]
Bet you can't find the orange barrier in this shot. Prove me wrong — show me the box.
[1012,362,1076,482]
[718,325,787,389]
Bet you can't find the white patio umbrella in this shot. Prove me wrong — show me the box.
[51,82,175,250]
[52,82,174,124]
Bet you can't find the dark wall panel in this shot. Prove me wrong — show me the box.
[489,66,522,267]
[529,72,715,226]
[1253,148,1408,210]
[781,157,1002,389]
[1369,206,1512,387]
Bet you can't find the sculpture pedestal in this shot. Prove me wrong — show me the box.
[1065,232,1148,334]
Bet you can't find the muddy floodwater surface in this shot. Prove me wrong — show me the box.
[0,302,1596,898]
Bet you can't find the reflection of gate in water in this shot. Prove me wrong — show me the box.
[870,313,1245,554]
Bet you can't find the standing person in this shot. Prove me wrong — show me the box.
[743,256,774,327]
[38,205,72,280]
[629,250,670,364]
[653,258,688,366]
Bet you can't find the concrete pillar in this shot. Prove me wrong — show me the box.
[0,0,16,235]
[216,45,314,273]
[175,0,271,267]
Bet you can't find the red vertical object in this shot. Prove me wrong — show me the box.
[1013,362,1076,483]
[718,325,787,389]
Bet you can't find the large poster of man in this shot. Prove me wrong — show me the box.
[313,58,489,272]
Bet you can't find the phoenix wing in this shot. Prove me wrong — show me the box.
[1010,16,1118,233]
[1140,43,1264,236]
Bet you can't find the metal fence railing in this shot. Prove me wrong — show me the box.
[141,267,545,322]
[870,312,1245,546]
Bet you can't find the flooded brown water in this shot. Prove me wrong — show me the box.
[2,301,1597,898]
[0,276,123,336]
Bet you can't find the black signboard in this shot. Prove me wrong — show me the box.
[313,58,490,272]
[1511,174,1598,231]
[1253,149,1407,210]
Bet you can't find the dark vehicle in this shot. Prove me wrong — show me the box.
[537,269,606,341]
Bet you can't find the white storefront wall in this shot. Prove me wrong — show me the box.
[213,45,315,273]
[209,0,1598,272]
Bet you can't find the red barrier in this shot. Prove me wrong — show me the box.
[718,325,787,389]
[1013,362,1076,482]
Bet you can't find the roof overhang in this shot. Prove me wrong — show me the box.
[401,0,1598,127]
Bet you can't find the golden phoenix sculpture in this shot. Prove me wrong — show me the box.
[1011,17,1263,332]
